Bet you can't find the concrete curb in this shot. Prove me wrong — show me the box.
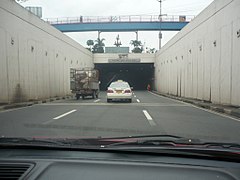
[152,91,240,118]
[2,102,34,110]
[0,95,73,111]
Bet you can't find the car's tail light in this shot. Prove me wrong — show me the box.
[107,89,114,93]
[124,90,131,93]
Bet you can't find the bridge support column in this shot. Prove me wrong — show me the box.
[98,31,101,39]
[135,31,138,41]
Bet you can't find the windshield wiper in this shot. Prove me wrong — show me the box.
[0,135,199,150]
[1,136,240,151]
[100,135,240,151]
[101,134,201,148]
[0,137,91,147]
[200,142,240,150]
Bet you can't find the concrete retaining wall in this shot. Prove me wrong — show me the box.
[155,0,240,106]
[0,0,93,103]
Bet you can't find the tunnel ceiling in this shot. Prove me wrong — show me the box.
[95,63,154,90]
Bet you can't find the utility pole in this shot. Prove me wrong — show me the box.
[157,0,163,50]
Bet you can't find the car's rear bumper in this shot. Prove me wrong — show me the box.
[107,94,132,99]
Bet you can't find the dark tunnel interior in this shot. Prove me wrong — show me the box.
[95,63,154,91]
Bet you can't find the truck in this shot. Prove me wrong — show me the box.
[70,68,100,100]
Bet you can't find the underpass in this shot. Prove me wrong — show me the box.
[95,63,154,90]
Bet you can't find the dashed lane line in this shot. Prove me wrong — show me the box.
[43,109,77,125]
[142,110,156,126]
[53,109,77,120]
[136,99,140,103]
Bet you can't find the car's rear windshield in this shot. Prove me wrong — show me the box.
[110,82,130,88]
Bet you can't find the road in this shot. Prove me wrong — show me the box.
[1,91,240,143]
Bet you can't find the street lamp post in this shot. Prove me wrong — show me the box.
[157,0,163,50]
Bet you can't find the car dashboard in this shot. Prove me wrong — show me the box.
[0,148,240,180]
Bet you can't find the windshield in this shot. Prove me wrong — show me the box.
[1,0,240,150]
[109,82,130,89]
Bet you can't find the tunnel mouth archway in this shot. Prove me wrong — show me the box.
[95,63,154,91]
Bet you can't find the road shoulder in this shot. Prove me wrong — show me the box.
[151,91,240,119]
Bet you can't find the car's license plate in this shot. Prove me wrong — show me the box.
[116,90,122,94]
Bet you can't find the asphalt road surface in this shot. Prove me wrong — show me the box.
[1,91,240,144]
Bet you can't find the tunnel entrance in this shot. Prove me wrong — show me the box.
[95,63,154,91]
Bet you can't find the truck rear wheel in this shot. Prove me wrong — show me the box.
[92,91,96,99]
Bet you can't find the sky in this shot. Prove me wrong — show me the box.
[19,0,214,51]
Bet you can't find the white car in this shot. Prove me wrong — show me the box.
[107,80,133,103]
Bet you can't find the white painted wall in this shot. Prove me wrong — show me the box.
[0,0,93,103]
[94,53,155,64]
[155,0,240,106]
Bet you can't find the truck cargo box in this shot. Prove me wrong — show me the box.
[70,68,99,99]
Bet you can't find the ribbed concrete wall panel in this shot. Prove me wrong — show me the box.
[155,0,240,106]
[220,25,232,104]
[0,0,93,103]
[0,28,8,102]
[231,18,240,105]
[6,32,20,102]
[203,31,211,101]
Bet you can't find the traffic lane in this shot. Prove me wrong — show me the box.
[0,90,169,138]
[51,91,138,104]
[0,91,202,138]
[97,91,143,104]
[38,104,159,138]
[49,98,140,105]
[0,102,161,138]
[0,105,81,137]
[132,91,184,104]
[67,91,148,104]
[143,105,240,143]
[2,90,239,142]
[133,91,240,143]
[52,96,101,104]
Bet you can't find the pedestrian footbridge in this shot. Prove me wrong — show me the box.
[45,15,194,32]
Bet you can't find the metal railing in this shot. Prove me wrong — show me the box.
[45,15,195,25]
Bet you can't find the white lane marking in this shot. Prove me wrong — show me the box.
[136,99,140,103]
[143,110,156,126]
[134,95,137,98]
[94,99,100,103]
[53,109,77,120]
